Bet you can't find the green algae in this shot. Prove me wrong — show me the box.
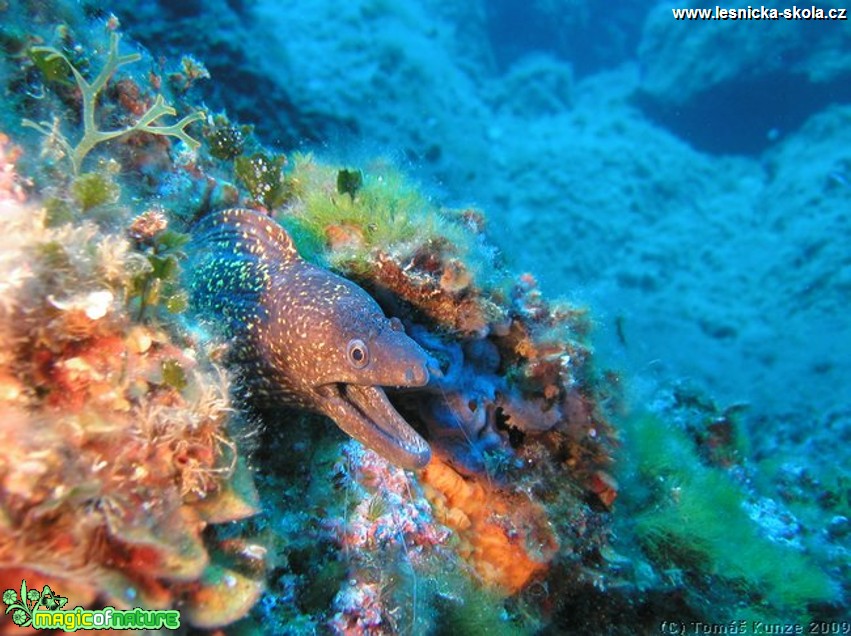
[161,358,188,392]
[622,413,837,619]
[128,229,191,321]
[28,45,73,85]
[23,31,203,174]
[71,171,120,211]
[278,155,481,274]
[43,197,74,227]
[336,168,364,199]
[205,115,250,161]
[308,164,429,246]
[234,151,291,209]
[432,578,526,636]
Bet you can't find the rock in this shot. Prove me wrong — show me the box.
[637,3,851,153]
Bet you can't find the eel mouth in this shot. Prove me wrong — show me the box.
[317,383,431,470]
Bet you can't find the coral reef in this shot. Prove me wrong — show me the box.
[1,8,620,631]
[0,12,264,629]
[0,138,264,630]
[2,2,845,633]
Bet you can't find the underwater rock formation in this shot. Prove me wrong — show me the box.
[269,156,621,615]
[637,2,851,153]
[0,9,620,629]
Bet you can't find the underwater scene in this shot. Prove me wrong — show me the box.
[0,0,849,633]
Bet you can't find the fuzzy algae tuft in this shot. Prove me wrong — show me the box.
[619,410,838,622]
[0,183,263,626]
[0,15,265,626]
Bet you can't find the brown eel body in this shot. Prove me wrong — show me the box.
[190,208,431,469]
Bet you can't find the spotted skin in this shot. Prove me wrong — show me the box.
[190,208,432,469]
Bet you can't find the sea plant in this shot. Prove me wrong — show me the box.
[622,413,837,619]
[71,170,120,211]
[127,221,191,320]
[278,156,472,269]
[234,151,291,209]
[23,30,203,174]
[336,168,364,199]
[204,113,252,161]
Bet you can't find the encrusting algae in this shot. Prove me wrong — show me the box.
[0,136,264,630]
[421,457,557,594]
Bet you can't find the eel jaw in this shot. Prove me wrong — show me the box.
[317,383,431,470]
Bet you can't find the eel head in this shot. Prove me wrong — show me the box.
[299,288,433,470]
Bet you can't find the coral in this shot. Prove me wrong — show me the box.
[0,140,262,629]
[22,30,203,174]
[0,12,631,634]
[327,443,451,635]
[168,55,210,94]
[1,51,623,627]
[0,134,26,203]
[3,5,848,632]
[364,250,503,336]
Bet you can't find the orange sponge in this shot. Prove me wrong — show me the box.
[421,458,557,594]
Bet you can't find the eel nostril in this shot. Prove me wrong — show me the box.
[404,364,429,386]
[414,363,429,385]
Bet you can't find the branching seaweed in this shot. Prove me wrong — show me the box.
[23,31,204,174]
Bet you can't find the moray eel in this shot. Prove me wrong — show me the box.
[190,208,432,469]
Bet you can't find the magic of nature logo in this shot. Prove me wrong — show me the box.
[3,579,181,631]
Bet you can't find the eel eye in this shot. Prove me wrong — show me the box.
[347,338,370,369]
